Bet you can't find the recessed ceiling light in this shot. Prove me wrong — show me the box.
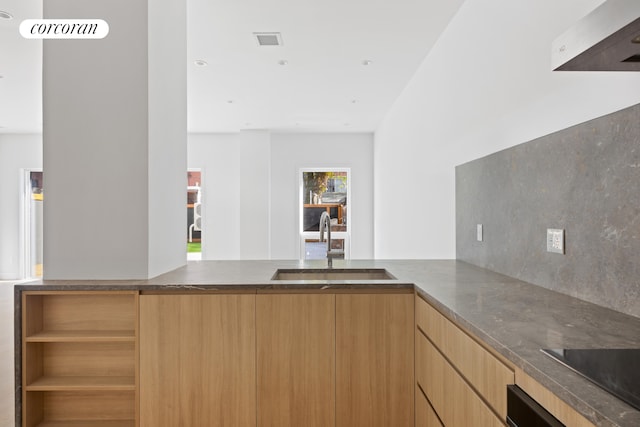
[194,60,208,67]
[0,11,13,20]
[278,59,288,66]
[362,59,372,66]
[632,36,640,44]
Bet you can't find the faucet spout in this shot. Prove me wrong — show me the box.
[319,211,331,245]
[319,211,343,267]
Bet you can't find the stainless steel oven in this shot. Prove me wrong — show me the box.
[506,385,564,427]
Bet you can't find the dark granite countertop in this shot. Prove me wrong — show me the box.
[15,259,640,426]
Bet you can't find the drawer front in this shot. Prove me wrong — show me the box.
[416,296,514,419]
[416,331,504,427]
[416,385,443,427]
[515,368,596,427]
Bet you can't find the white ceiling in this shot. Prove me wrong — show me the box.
[0,0,464,134]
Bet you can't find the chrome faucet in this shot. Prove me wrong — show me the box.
[319,211,344,267]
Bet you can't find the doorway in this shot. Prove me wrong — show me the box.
[187,170,202,260]
[299,168,350,260]
[23,170,43,278]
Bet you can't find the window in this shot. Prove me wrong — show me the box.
[299,169,350,260]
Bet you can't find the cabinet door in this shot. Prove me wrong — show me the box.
[139,294,256,427]
[336,293,414,427]
[257,293,335,427]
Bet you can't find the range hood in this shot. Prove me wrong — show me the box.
[552,0,640,71]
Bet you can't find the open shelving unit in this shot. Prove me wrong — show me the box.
[22,291,138,427]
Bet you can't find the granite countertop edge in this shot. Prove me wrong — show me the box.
[13,259,640,427]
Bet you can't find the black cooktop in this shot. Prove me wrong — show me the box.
[541,348,640,411]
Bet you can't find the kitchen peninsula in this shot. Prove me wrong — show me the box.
[15,260,640,427]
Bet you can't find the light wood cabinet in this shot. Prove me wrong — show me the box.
[415,295,514,427]
[336,293,414,427]
[22,289,415,427]
[416,328,503,427]
[256,293,335,427]
[515,368,595,427]
[139,293,256,427]
[416,295,514,420]
[22,291,138,427]
[19,285,602,427]
[416,385,443,427]
[256,291,414,427]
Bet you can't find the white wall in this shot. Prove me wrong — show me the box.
[188,133,241,259]
[239,131,271,259]
[148,0,188,277]
[0,134,42,279]
[0,132,369,272]
[270,133,374,259]
[188,132,374,260]
[374,0,640,259]
[44,0,148,279]
[188,132,274,260]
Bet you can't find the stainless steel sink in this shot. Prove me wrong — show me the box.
[271,268,396,281]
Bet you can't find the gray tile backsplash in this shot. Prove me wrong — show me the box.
[456,103,640,318]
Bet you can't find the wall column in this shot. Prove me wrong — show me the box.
[239,130,271,259]
[43,0,186,279]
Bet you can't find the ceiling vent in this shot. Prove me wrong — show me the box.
[254,32,283,46]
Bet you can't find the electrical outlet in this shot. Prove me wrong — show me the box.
[477,224,483,242]
[547,229,564,254]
